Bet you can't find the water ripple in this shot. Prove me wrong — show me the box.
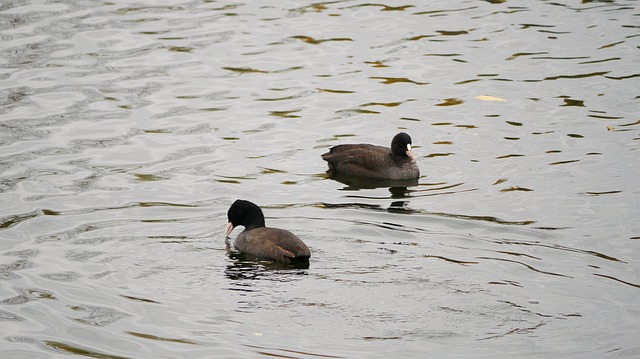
[1,0,638,357]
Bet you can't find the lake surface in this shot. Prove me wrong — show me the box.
[1,0,639,358]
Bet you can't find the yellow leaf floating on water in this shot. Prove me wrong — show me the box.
[476,95,507,102]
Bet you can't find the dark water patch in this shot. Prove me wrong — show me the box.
[167,46,192,53]
[0,309,24,321]
[43,340,132,359]
[317,201,386,211]
[488,280,522,287]
[199,106,228,112]
[1,288,57,305]
[245,344,344,359]
[41,272,81,282]
[597,41,625,50]
[0,258,33,280]
[65,250,106,263]
[428,212,536,226]
[22,201,197,220]
[317,134,357,144]
[506,52,549,61]
[348,4,414,11]
[534,227,571,231]
[290,35,352,44]
[620,120,640,127]
[605,73,640,80]
[222,66,302,74]
[336,108,380,115]
[353,219,424,234]
[364,60,390,67]
[488,78,514,82]
[70,304,131,327]
[423,53,462,57]
[150,236,191,242]
[560,98,585,107]
[3,249,37,259]
[578,57,621,65]
[436,30,471,36]
[491,238,624,263]
[289,2,334,15]
[496,250,541,260]
[317,88,354,94]
[592,114,624,120]
[214,175,256,183]
[120,294,160,304]
[477,257,572,278]
[492,178,508,185]
[549,159,580,165]
[454,78,480,85]
[425,152,454,158]
[543,71,610,81]
[400,117,421,122]
[500,186,533,192]
[132,173,169,182]
[531,56,590,60]
[479,322,546,341]
[496,154,524,159]
[435,98,463,106]
[405,34,436,41]
[126,331,198,345]
[423,255,479,265]
[270,109,302,118]
[257,90,316,101]
[360,100,415,107]
[0,210,40,230]
[347,185,477,201]
[582,190,621,196]
[37,221,126,243]
[369,77,429,85]
[413,6,478,16]
[593,274,640,289]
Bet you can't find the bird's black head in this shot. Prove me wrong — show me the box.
[390,132,414,159]
[225,199,266,236]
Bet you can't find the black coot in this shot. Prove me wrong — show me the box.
[321,132,420,180]
[225,200,310,263]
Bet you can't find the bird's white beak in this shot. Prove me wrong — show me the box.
[224,222,234,237]
[406,144,414,160]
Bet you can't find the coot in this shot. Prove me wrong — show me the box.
[225,200,311,263]
[321,132,419,180]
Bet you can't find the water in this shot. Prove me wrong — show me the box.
[1,0,639,357]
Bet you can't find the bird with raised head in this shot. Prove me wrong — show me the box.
[321,132,419,180]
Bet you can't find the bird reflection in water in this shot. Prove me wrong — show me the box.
[329,172,418,198]
[224,249,309,282]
